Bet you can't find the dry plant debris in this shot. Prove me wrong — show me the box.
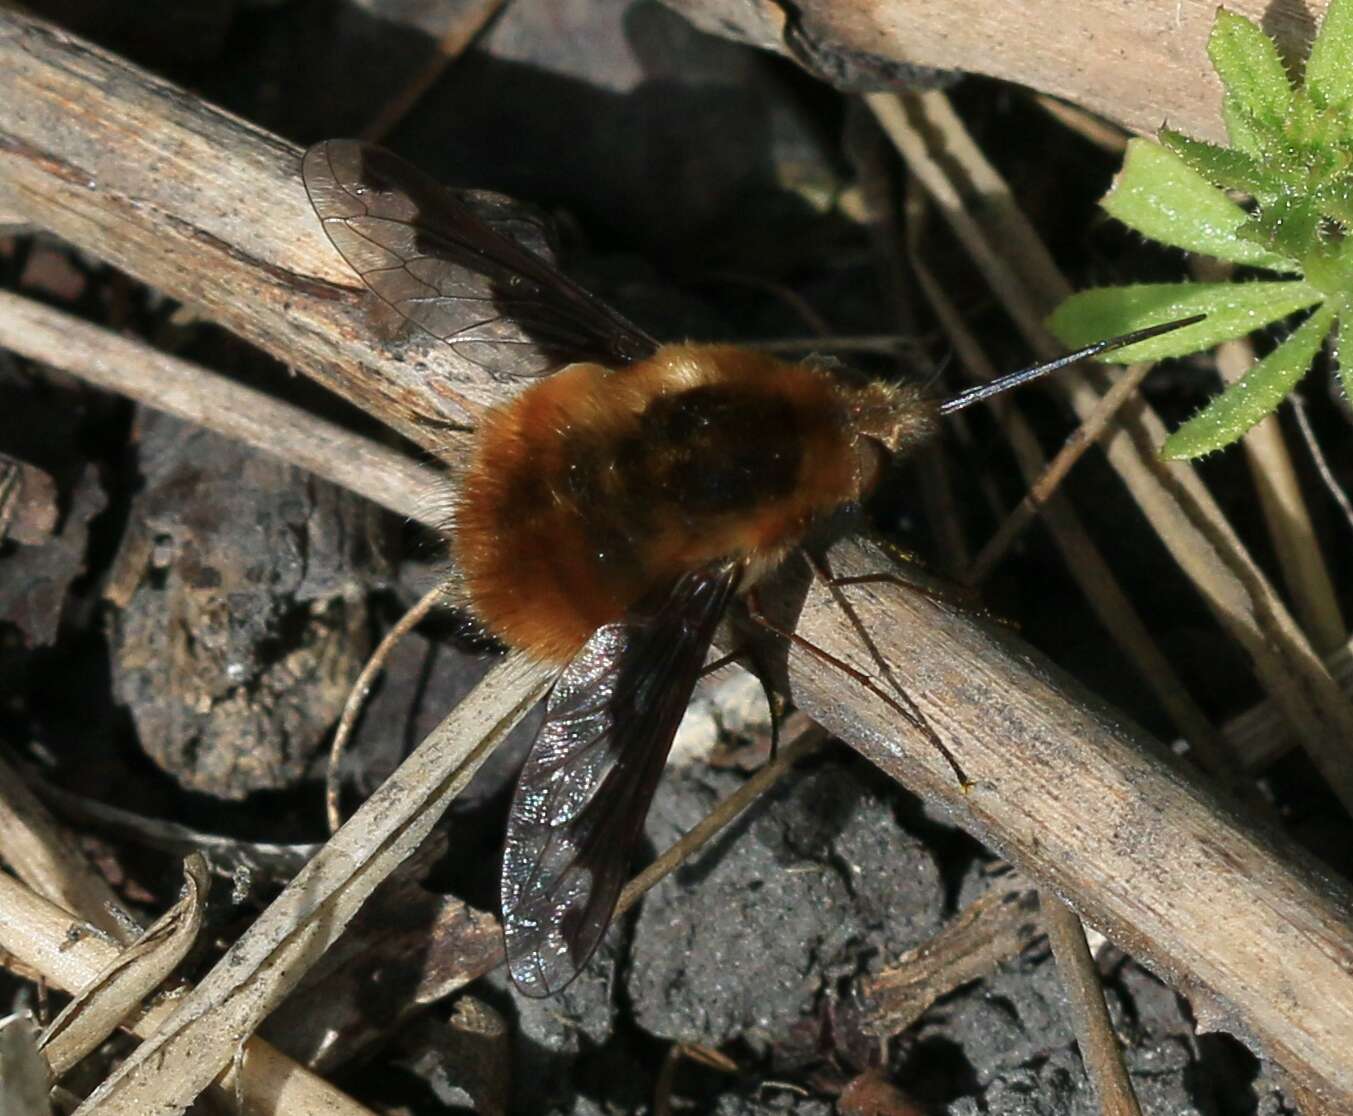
[0,1,1350,1114]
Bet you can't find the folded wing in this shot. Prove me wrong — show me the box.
[500,560,742,997]
[302,139,658,381]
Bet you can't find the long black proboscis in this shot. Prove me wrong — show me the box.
[937,314,1206,416]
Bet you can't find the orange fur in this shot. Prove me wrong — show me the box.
[452,343,935,664]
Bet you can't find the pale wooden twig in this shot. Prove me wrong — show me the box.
[0,291,447,526]
[66,654,551,1115]
[1043,895,1142,1116]
[3,12,1353,1103]
[667,0,1325,142]
[854,872,1041,1037]
[0,750,136,944]
[0,873,380,1116]
[0,17,493,448]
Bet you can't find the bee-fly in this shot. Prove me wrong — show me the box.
[302,139,1199,997]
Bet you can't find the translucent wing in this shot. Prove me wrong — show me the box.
[500,561,742,997]
[301,139,658,380]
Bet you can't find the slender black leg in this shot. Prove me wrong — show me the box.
[700,647,783,758]
[745,562,974,791]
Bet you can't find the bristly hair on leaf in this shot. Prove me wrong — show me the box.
[1048,0,1353,460]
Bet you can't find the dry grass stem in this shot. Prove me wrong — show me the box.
[856,872,1041,1036]
[0,1013,50,1116]
[1042,895,1143,1116]
[1221,635,1353,771]
[1217,339,1346,654]
[1193,259,1345,655]
[1291,392,1353,536]
[869,88,1353,815]
[327,582,448,832]
[0,291,447,526]
[359,0,505,144]
[0,873,379,1116]
[38,855,207,1080]
[618,724,827,917]
[905,248,1234,775]
[964,357,1158,587]
[0,750,136,944]
[63,653,551,1115]
[901,95,1305,800]
[27,779,320,880]
[1031,94,1128,154]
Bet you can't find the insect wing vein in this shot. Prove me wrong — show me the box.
[500,561,741,996]
[302,140,657,380]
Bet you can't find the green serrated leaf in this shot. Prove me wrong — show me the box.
[1288,88,1320,144]
[1335,320,1352,404]
[1248,193,1323,260]
[1104,141,1297,270]
[1048,280,1324,360]
[1221,97,1266,155]
[1209,10,1295,131]
[1298,235,1353,298]
[1306,0,1353,109]
[1161,302,1337,458]
[1159,129,1280,197]
[1313,176,1353,227]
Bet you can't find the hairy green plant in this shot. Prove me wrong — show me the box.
[1049,0,1353,459]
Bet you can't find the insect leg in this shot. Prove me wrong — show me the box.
[744,565,972,790]
[807,551,972,790]
[698,647,783,757]
[817,540,983,614]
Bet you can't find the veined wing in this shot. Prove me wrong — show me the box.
[500,560,742,997]
[302,139,658,381]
